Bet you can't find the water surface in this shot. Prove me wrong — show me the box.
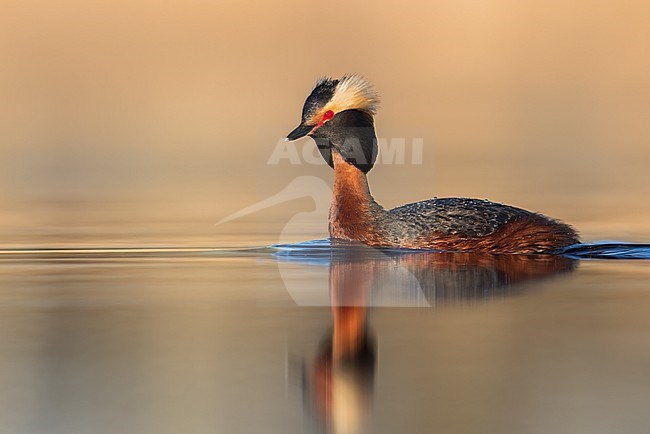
[1,239,649,434]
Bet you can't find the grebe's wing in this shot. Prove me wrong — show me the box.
[389,197,537,238]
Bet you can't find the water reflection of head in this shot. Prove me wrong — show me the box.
[305,326,376,434]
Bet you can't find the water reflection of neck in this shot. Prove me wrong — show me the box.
[330,259,373,361]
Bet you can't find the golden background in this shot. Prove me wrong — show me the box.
[1,0,649,246]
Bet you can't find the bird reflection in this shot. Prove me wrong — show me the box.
[296,244,576,434]
[303,256,377,434]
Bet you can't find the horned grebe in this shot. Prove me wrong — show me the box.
[286,75,579,254]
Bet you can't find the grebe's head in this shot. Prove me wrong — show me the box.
[286,75,380,173]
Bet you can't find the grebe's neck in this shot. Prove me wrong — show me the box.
[329,151,385,242]
[332,151,372,202]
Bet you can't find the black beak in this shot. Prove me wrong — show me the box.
[286,123,314,141]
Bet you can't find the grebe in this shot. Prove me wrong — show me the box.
[286,75,579,254]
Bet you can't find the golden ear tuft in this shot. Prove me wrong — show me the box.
[328,74,380,115]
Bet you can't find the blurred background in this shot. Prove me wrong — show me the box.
[1,0,649,247]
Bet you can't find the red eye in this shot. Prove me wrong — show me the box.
[323,110,334,121]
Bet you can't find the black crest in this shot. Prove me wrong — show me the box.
[301,78,338,124]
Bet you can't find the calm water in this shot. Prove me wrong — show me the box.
[1,237,649,434]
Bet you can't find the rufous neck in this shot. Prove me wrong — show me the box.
[332,151,372,202]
